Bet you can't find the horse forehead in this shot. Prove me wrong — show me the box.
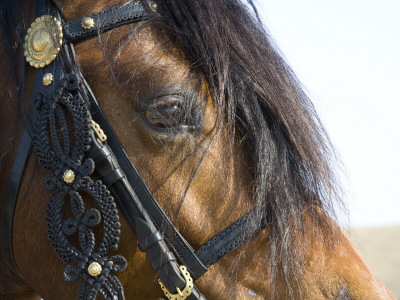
[57,5,189,87]
[73,29,191,103]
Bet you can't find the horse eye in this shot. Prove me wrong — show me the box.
[145,104,187,128]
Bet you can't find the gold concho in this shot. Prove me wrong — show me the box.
[24,15,63,68]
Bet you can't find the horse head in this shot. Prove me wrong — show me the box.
[0,0,395,299]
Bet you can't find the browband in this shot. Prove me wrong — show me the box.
[63,1,148,42]
[1,1,268,299]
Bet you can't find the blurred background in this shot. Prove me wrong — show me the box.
[255,0,400,297]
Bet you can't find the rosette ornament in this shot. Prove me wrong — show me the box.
[24,15,63,68]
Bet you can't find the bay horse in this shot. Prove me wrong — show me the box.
[0,0,395,299]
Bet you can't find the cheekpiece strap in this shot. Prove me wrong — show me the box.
[63,1,148,42]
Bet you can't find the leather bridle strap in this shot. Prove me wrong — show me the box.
[196,211,268,267]
[62,1,148,42]
[0,128,31,278]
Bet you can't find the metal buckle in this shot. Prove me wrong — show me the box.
[89,120,107,142]
[158,265,194,300]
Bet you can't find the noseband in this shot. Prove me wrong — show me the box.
[1,1,267,299]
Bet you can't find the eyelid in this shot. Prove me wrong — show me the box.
[145,105,183,126]
[136,93,185,112]
[149,94,186,108]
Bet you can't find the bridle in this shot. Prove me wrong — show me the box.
[0,1,267,299]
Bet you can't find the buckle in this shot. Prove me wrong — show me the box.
[89,120,107,142]
[158,265,194,300]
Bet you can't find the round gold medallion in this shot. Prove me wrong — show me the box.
[24,15,63,68]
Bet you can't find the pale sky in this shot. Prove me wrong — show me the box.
[256,0,400,227]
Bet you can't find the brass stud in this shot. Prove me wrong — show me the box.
[88,262,102,277]
[148,1,158,12]
[63,169,75,184]
[42,73,53,86]
[81,17,95,30]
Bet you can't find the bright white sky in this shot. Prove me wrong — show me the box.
[255,0,400,227]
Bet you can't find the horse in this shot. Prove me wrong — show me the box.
[0,0,395,299]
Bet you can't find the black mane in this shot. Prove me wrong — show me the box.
[147,0,344,296]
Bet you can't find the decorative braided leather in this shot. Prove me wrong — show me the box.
[32,69,127,299]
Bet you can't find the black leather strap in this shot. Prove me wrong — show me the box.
[63,1,148,42]
[196,211,268,267]
[86,125,205,299]
[0,128,31,278]
[90,108,209,278]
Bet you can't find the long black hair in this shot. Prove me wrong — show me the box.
[144,0,344,296]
